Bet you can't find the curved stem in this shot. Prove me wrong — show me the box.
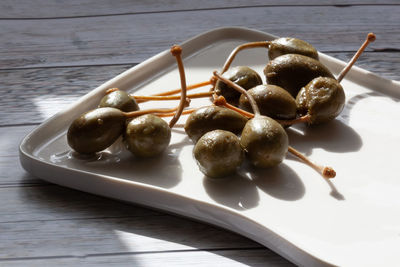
[337,33,376,83]
[221,41,270,74]
[277,114,311,126]
[105,88,119,94]
[122,106,182,118]
[288,146,336,179]
[213,71,260,116]
[169,45,188,128]
[134,80,211,103]
[213,98,311,126]
[156,108,196,118]
[134,91,213,101]
[213,96,254,118]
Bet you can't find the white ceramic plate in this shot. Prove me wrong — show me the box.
[20,27,400,266]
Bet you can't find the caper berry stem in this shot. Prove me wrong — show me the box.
[221,41,270,74]
[122,104,189,118]
[277,114,312,126]
[213,95,254,118]
[213,95,311,126]
[135,80,212,103]
[156,108,196,118]
[134,91,213,101]
[288,146,336,179]
[105,88,119,94]
[337,33,376,83]
[213,71,260,116]
[169,45,188,128]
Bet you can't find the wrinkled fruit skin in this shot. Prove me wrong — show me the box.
[296,77,345,125]
[124,114,171,157]
[215,66,262,105]
[67,107,126,154]
[99,90,139,112]
[268,37,319,60]
[184,105,248,142]
[265,54,334,97]
[239,84,297,120]
[240,116,288,168]
[194,130,244,178]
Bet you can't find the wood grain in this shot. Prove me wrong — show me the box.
[0,6,398,69]
[0,184,158,222]
[0,65,133,126]
[0,249,294,266]
[0,204,262,258]
[0,184,287,265]
[0,0,397,19]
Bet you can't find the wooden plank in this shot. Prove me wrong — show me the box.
[0,51,398,126]
[0,249,294,266]
[327,52,400,81]
[0,187,264,258]
[0,65,133,126]
[0,0,397,19]
[0,125,44,185]
[0,185,159,222]
[0,6,398,69]
[0,156,44,185]
[0,125,36,157]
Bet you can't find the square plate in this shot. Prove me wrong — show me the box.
[20,27,400,266]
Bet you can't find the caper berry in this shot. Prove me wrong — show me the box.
[238,84,297,120]
[67,107,126,154]
[124,114,171,157]
[99,90,139,112]
[194,130,243,178]
[265,54,334,97]
[296,77,345,125]
[184,105,248,142]
[268,37,319,60]
[240,116,288,168]
[215,66,262,105]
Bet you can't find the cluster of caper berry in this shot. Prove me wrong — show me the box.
[67,46,188,158]
[67,33,375,181]
[188,33,375,178]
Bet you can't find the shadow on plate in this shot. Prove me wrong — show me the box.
[98,148,183,188]
[203,173,259,211]
[287,119,362,155]
[247,162,305,201]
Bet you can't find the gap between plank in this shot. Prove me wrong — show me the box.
[0,247,265,262]
[0,4,398,20]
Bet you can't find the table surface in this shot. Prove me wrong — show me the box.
[1,1,399,266]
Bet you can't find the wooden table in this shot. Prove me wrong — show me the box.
[1,1,399,266]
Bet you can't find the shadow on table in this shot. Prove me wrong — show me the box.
[20,182,293,266]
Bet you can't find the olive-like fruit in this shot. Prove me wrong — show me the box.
[215,66,262,105]
[99,90,139,112]
[264,54,334,97]
[240,116,288,168]
[194,130,243,178]
[124,114,171,157]
[268,37,319,60]
[184,105,248,142]
[67,107,126,154]
[238,84,297,120]
[296,77,345,125]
